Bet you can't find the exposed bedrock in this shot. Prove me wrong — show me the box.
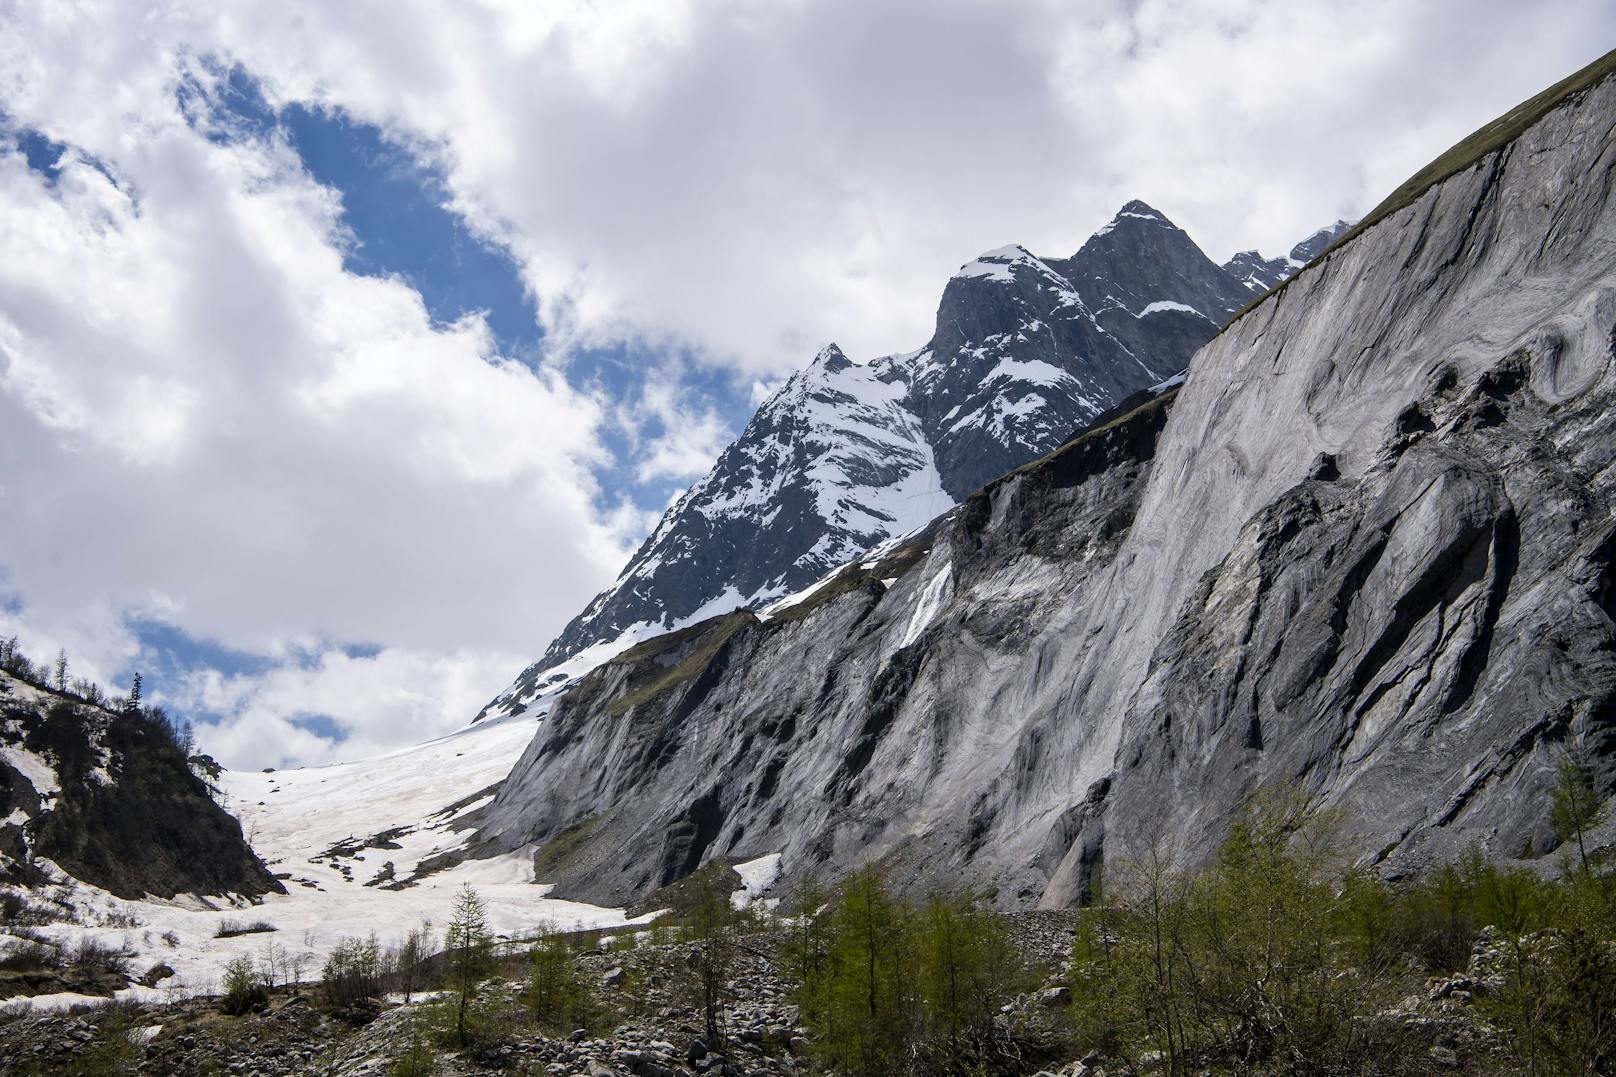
[477,60,1616,909]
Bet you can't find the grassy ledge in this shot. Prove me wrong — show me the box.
[1227,45,1616,328]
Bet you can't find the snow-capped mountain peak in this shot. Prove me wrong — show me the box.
[476,204,1347,723]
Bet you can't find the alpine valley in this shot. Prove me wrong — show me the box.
[4,39,1616,1077]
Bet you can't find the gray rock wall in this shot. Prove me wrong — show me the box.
[475,65,1616,910]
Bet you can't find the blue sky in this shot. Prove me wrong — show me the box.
[1,1,1611,769]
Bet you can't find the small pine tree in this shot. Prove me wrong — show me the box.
[524,921,588,1031]
[805,868,917,1077]
[52,649,68,693]
[125,671,142,713]
[1552,757,1605,875]
[444,884,493,1045]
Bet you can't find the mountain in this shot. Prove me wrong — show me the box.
[1221,219,1351,293]
[0,670,280,900]
[466,49,1616,908]
[478,203,1334,723]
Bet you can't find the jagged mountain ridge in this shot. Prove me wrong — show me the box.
[480,203,1332,722]
[468,49,1616,908]
[1221,219,1352,293]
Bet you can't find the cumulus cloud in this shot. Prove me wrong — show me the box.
[161,0,1616,370]
[0,53,625,763]
[0,0,1610,765]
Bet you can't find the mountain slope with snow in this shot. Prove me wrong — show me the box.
[0,671,278,901]
[482,204,1334,722]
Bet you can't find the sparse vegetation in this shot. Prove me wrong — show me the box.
[214,917,276,938]
[1065,791,1616,1075]
[219,953,268,1015]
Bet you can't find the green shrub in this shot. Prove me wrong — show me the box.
[322,934,383,1010]
[1068,798,1424,1075]
[790,869,1025,1076]
[219,953,268,1015]
[522,923,592,1032]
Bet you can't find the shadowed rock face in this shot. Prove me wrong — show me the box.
[478,58,1616,909]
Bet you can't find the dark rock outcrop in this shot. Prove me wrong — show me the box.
[0,673,282,899]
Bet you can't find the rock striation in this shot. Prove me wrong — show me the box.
[473,49,1616,909]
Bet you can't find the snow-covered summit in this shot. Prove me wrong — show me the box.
[478,203,1342,723]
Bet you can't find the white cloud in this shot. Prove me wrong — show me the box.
[171,645,529,768]
[156,0,1615,371]
[0,52,628,763]
[632,377,732,484]
[0,0,1612,764]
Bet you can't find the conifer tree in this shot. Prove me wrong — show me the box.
[1553,757,1605,875]
[444,884,493,1045]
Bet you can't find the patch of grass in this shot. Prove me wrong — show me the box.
[530,813,605,879]
[606,610,757,716]
[769,541,933,625]
[627,857,743,919]
[1228,46,1616,327]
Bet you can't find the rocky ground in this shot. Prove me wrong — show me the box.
[0,912,1081,1076]
[0,909,1528,1075]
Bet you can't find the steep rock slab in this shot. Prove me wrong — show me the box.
[475,51,1616,908]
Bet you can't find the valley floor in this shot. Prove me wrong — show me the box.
[1,714,666,1010]
[0,913,1082,1077]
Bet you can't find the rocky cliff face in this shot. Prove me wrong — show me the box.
[0,672,281,899]
[482,205,1328,723]
[471,52,1616,909]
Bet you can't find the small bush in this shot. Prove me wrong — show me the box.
[219,954,269,1015]
[0,891,55,927]
[389,1018,438,1076]
[215,918,276,938]
[70,937,129,976]
[0,937,62,972]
